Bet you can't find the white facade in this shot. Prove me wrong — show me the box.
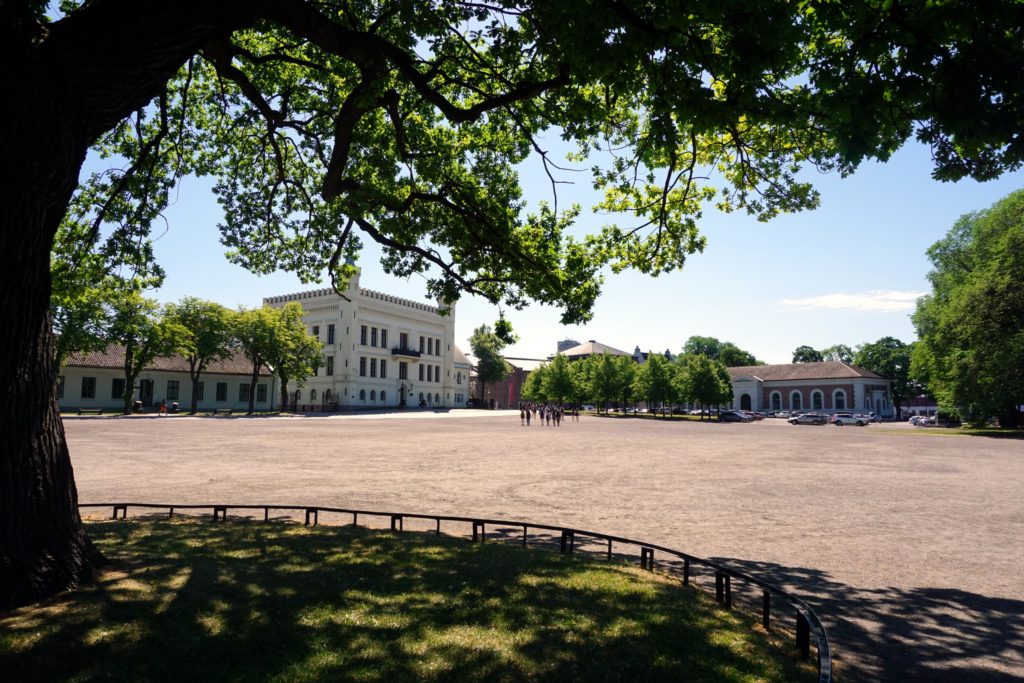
[264,271,470,410]
[59,352,274,413]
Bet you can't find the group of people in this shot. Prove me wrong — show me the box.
[519,401,578,426]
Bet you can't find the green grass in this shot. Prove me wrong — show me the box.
[1,520,813,682]
[876,426,1024,439]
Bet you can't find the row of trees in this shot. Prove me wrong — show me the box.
[521,352,732,420]
[54,291,321,414]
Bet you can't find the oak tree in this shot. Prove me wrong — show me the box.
[5,0,1024,607]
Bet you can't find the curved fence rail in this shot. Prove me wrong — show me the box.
[81,502,832,682]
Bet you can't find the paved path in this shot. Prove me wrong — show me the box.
[64,413,1024,681]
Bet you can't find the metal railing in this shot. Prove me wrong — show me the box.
[81,502,832,682]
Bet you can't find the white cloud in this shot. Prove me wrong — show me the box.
[780,290,925,313]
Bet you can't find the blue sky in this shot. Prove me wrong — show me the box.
[96,139,1024,365]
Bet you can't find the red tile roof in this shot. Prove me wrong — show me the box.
[728,361,885,382]
[65,345,271,377]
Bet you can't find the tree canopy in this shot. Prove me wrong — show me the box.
[912,190,1024,427]
[854,337,915,418]
[469,324,512,402]
[792,345,825,364]
[682,336,760,366]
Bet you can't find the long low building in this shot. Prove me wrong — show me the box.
[60,346,273,413]
[728,361,894,416]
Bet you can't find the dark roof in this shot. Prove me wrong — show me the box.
[65,344,271,377]
[727,361,885,382]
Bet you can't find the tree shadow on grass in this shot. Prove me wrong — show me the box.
[1,520,814,682]
[712,557,1024,682]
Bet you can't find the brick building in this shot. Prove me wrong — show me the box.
[727,361,893,417]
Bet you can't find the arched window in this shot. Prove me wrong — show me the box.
[380,391,386,402]
[359,389,366,400]
[435,393,440,404]
[456,372,462,384]
[740,393,752,411]
[770,392,782,410]
[370,390,376,401]
[866,396,873,410]
[791,391,802,411]
[811,390,823,410]
[833,390,847,410]
[311,389,317,401]
[295,389,301,401]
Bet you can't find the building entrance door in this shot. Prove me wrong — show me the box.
[138,379,154,407]
[740,393,752,411]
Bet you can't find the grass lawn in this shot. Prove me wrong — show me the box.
[2,520,813,682]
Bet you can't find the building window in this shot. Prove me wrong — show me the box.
[419,364,424,381]
[370,358,377,377]
[436,338,441,356]
[371,327,378,347]
[381,391,386,402]
[197,381,205,401]
[399,362,408,380]
[419,335,425,353]
[436,365,441,382]
[257,384,267,403]
[428,338,433,355]
[770,391,782,411]
[359,357,366,377]
[296,389,301,402]
[790,391,802,411]
[400,332,409,349]
[216,382,228,402]
[381,329,388,348]
[57,376,65,398]
[326,356,334,376]
[112,377,125,400]
[167,380,180,401]
[327,324,335,344]
[360,325,367,345]
[427,365,432,382]
[370,390,376,401]
[81,376,96,399]
[456,372,462,384]
[834,390,846,410]
[239,384,250,402]
[435,393,440,404]
[380,359,387,379]
[311,388,318,402]
[359,389,366,401]
[312,325,320,339]
[811,390,824,410]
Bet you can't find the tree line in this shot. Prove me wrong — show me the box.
[53,289,322,415]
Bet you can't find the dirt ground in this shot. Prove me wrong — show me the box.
[64,411,1024,682]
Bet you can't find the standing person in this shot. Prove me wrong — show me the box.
[158,399,167,417]
[525,407,531,426]
[520,403,525,426]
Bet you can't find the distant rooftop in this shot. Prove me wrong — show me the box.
[263,286,442,315]
[727,361,885,382]
[65,345,271,377]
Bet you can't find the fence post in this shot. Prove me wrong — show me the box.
[436,518,441,536]
[715,572,724,603]
[762,591,771,629]
[607,539,612,560]
[264,507,269,522]
[522,525,528,547]
[304,508,318,526]
[724,574,732,608]
[168,507,174,519]
[683,558,689,586]
[796,612,811,660]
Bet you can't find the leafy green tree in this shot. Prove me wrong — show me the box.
[520,364,546,403]
[676,354,733,420]
[718,342,760,367]
[105,292,183,415]
[542,354,574,406]
[9,0,1024,608]
[632,353,676,416]
[469,324,511,405]
[613,355,637,412]
[682,336,759,366]
[912,191,1024,427]
[854,337,914,419]
[234,307,279,414]
[682,336,723,359]
[264,302,323,412]
[164,297,235,414]
[792,346,824,363]
[567,356,592,410]
[821,344,855,363]
[587,353,619,413]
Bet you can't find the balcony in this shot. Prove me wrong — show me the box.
[391,346,422,360]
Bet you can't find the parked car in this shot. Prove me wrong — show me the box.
[788,412,827,425]
[833,413,866,426]
[719,410,753,423]
[774,411,790,418]
[689,408,711,416]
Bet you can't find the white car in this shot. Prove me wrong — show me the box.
[833,413,866,426]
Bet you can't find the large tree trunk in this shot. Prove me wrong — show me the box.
[0,67,102,610]
[279,373,290,413]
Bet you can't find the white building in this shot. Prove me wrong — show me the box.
[59,346,273,413]
[264,270,471,410]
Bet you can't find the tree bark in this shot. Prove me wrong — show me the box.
[278,372,290,413]
[0,61,103,609]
